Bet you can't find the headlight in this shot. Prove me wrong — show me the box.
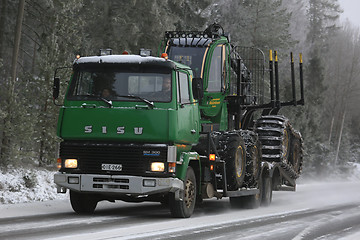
[151,162,165,172]
[64,159,78,168]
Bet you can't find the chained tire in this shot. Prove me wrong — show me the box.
[290,134,303,176]
[255,115,291,163]
[169,167,196,218]
[70,190,98,214]
[218,132,246,191]
[255,115,303,180]
[239,130,262,188]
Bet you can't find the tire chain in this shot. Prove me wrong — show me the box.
[214,130,259,188]
[255,115,303,180]
[237,130,261,188]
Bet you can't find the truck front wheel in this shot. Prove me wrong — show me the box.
[169,167,197,218]
[70,190,98,214]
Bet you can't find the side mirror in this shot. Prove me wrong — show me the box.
[192,77,204,101]
[53,77,60,100]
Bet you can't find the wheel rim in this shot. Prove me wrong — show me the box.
[235,146,244,178]
[282,129,289,159]
[252,146,260,177]
[184,179,195,208]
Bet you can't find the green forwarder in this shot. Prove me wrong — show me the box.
[54,24,304,218]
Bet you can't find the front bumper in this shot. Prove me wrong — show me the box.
[54,173,183,196]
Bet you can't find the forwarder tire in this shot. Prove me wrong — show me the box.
[219,133,246,191]
[290,138,303,175]
[169,167,196,218]
[70,190,98,214]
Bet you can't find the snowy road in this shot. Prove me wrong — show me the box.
[1,181,360,240]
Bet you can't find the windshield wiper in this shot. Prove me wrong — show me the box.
[81,94,113,108]
[117,95,154,109]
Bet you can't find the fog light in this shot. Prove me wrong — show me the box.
[143,179,156,187]
[68,177,79,184]
[64,159,78,168]
[151,162,165,172]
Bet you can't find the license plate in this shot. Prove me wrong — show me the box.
[102,164,122,171]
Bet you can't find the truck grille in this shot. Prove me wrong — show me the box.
[60,141,168,176]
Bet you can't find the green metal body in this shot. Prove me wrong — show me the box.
[56,56,202,181]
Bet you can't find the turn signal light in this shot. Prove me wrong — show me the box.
[168,162,176,173]
[56,158,62,169]
[209,154,216,161]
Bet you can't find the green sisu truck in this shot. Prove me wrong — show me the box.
[53,24,304,218]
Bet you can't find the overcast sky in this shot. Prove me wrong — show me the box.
[338,0,360,27]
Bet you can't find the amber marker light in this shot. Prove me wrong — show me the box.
[168,162,176,173]
[209,154,216,161]
[64,159,78,168]
[161,53,169,60]
[57,158,62,169]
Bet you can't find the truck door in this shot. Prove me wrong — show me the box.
[176,71,199,144]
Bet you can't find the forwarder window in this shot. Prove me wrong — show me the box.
[207,45,223,92]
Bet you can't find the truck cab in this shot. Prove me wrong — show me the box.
[54,54,201,216]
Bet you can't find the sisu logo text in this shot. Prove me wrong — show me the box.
[85,126,143,135]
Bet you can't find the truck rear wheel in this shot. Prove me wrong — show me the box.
[70,190,98,214]
[219,133,246,190]
[261,177,272,206]
[169,167,196,218]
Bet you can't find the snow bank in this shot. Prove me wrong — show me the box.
[0,167,66,204]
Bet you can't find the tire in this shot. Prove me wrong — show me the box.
[282,126,291,162]
[70,190,98,214]
[261,177,272,206]
[169,167,197,218]
[255,115,291,163]
[219,132,246,190]
[290,137,303,175]
[240,131,262,188]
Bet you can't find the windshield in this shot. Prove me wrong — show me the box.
[167,46,206,78]
[67,65,172,102]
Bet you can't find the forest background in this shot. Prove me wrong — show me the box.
[0,0,359,179]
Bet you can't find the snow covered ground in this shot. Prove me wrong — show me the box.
[0,167,67,204]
